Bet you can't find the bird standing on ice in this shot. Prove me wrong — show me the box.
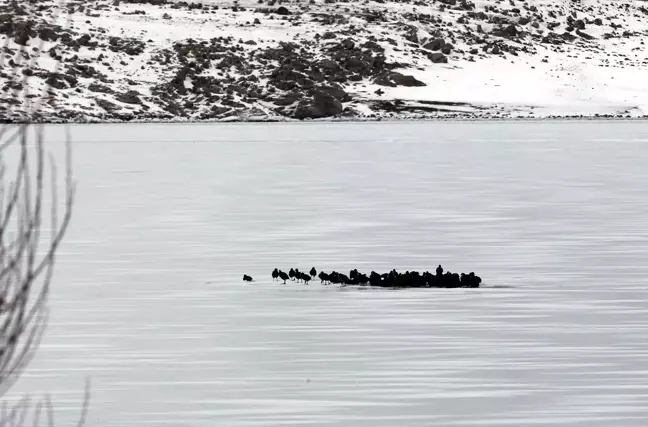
[278,270,289,284]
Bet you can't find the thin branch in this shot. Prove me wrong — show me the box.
[0,0,88,424]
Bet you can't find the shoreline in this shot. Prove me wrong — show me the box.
[7,114,648,126]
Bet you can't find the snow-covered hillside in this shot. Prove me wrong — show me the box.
[1,0,648,122]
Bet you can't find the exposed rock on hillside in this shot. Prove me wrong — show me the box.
[1,0,648,122]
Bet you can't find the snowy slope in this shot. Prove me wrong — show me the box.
[1,0,648,122]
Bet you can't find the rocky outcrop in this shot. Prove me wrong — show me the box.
[294,92,343,119]
[427,53,448,63]
[0,0,646,122]
[115,90,142,104]
[108,37,146,55]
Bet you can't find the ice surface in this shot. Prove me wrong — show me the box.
[4,121,648,427]
[2,0,648,120]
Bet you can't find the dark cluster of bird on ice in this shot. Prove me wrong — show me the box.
[242,265,482,288]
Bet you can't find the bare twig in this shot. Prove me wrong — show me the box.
[0,0,89,424]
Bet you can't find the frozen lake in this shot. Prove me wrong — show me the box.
[6,121,648,426]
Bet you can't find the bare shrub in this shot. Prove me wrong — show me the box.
[0,0,90,424]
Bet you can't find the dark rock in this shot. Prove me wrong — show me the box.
[341,106,359,117]
[96,98,121,112]
[294,93,343,119]
[221,99,245,109]
[63,73,78,87]
[576,30,594,40]
[78,33,94,46]
[269,64,311,90]
[541,32,567,45]
[275,6,290,15]
[459,0,474,10]
[274,91,301,106]
[340,38,355,50]
[404,28,418,44]
[14,30,30,46]
[375,72,425,87]
[345,56,366,71]
[115,90,142,104]
[0,97,21,106]
[375,100,397,112]
[493,24,519,38]
[208,105,232,116]
[45,73,68,90]
[361,40,383,52]
[37,25,62,42]
[423,38,446,51]
[319,59,340,72]
[108,36,146,55]
[314,84,350,102]
[88,83,113,93]
[428,52,448,63]
[561,32,577,42]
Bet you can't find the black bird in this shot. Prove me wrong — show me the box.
[278,270,289,284]
[310,267,317,278]
[289,268,296,281]
[272,268,279,281]
[436,264,443,276]
[243,275,253,282]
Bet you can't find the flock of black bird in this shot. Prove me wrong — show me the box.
[242,265,482,288]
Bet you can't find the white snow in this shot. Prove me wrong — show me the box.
[367,52,648,117]
[2,0,648,120]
